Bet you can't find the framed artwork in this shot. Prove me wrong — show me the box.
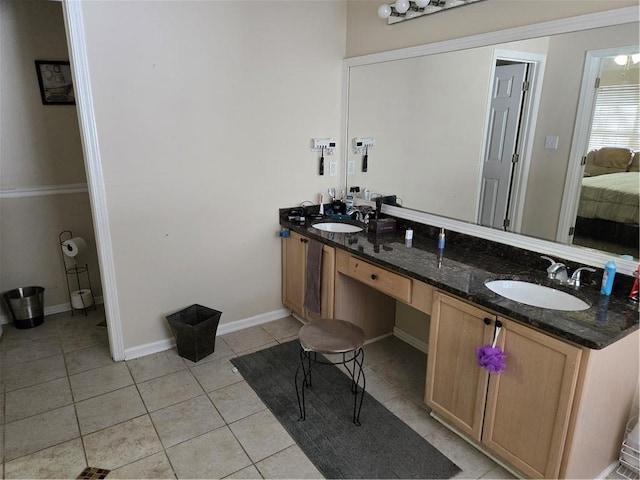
[34,60,75,105]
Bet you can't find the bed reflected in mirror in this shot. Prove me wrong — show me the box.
[563,50,639,258]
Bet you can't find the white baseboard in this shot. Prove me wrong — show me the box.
[595,462,619,479]
[123,308,292,360]
[393,326,428,354]
[0,296,105,325]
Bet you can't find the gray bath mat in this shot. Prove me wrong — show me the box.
[231,340,460,479]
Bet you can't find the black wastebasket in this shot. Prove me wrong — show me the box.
[4,286,45,329]
[166,304,222,362]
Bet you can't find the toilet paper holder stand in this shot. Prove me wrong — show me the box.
[59,230,95,316]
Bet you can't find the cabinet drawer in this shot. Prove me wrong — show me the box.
[347,256,412,303]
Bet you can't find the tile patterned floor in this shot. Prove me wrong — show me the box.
[0,307,515,479]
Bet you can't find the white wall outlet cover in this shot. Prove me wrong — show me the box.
[329,160,337,176]
[347,160,355,175]
[544,135,559,150]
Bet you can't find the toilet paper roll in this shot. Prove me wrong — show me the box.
[61,237,88,258]
[71,289,93,309]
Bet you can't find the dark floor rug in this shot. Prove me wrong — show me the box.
[231,341,460,479]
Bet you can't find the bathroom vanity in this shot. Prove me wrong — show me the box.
[279,211,639,479]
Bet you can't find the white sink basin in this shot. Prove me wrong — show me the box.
[485,280,590,311]
[312,222,363,233]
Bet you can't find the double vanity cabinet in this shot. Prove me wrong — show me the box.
[280,221,639,479]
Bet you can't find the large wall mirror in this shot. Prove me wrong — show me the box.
[344,8,639,273]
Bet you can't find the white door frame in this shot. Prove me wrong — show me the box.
[556,44,639,245]
[61,1,125,361]
[477,49,547,233]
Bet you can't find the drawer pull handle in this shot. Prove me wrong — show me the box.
[484,317,492,325]
[371,274,378,280]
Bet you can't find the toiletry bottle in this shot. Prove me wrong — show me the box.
[600,260,616,296]
[437,228,445,268]
[438,228,445,249]
[345,188,355,213]
[629,265,639,303]
[405,228,413,247]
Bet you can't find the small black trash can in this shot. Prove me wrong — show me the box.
[4,286,45,329]
[166,304,222,362]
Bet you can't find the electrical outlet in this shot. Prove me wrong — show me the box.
[544,135,559,150]
[329,160,337,176]
[348,160,355,175]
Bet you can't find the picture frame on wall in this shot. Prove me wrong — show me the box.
[34,60,75,105]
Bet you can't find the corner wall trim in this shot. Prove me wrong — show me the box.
[62,0,125,361]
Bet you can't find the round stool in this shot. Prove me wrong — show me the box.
[295,319,366,425]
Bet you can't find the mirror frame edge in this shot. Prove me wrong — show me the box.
[343,6,640,276]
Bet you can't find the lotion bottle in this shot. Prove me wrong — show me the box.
[438,228,445,249]
[600,260,616,296]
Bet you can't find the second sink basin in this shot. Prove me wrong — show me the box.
[312,222,363,233]
[485,280,590,311]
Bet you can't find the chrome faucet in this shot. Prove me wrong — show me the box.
[567,267,596,289]
[541,256,596,289]
[541,255,568,283]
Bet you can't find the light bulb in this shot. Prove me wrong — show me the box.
[614,55,628,66]
[631,53,640,64]
[377,3,392,18]
[395,0,410,14]
[415,0,430,7]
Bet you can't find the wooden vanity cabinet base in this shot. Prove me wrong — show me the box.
[427,291,640,479]
[333,249,434,341]
[560,329,639,479]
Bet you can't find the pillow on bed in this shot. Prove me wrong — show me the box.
[584,147,634,176]
[627,151,639,172]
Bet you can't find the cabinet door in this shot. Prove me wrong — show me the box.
[425,292,494,441]
[282,231,306,317]
[482,317,581,479]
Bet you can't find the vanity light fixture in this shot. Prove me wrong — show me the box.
[613,53,640,68]
[378,0,483,25]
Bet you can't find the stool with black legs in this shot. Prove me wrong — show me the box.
[295,318,366,425]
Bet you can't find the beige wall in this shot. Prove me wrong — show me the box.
[346,0,638,57]
[521,22,640,240]
[78,1,347,350]
[346,36,550,222]
[0,0,101,315]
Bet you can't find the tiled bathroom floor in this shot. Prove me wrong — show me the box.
[0,307,515,479]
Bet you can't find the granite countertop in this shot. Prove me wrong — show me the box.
[280,215,639,350]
